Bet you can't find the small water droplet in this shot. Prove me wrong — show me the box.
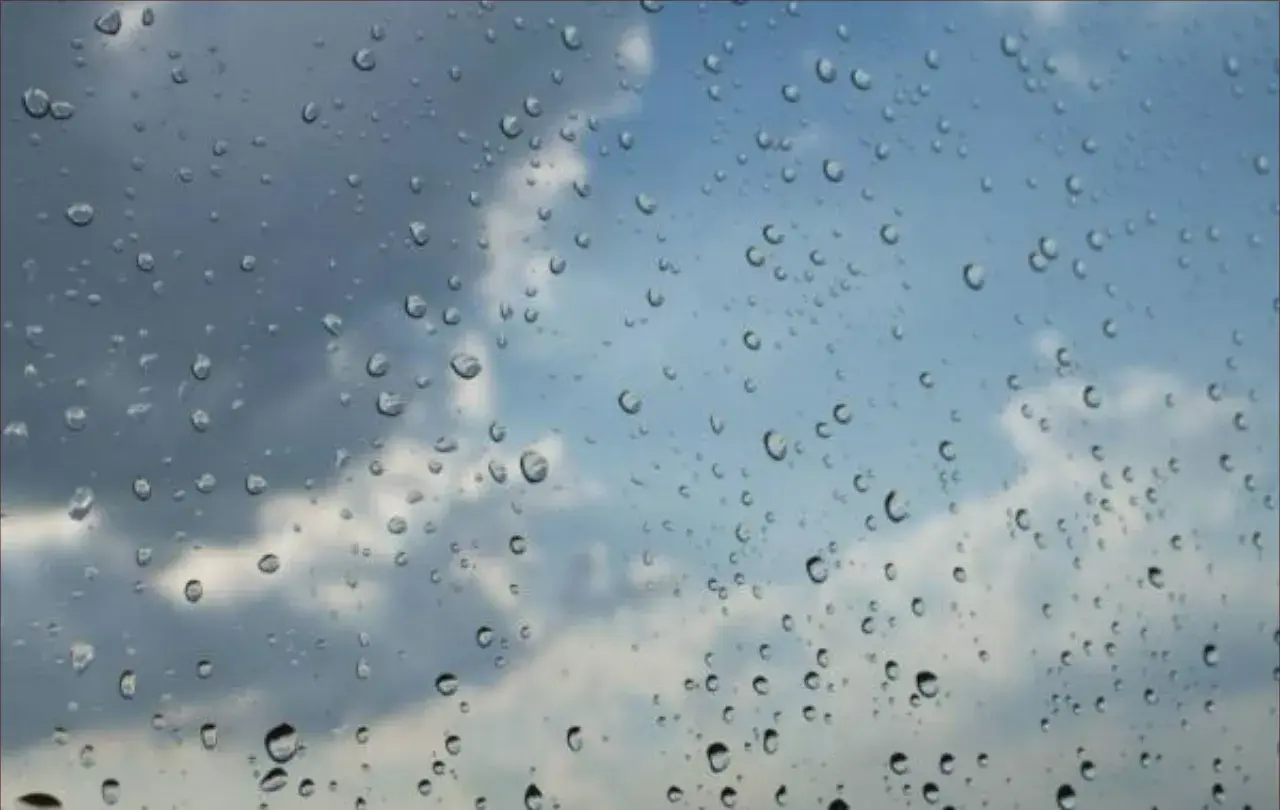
[519,450,549,484]
[67,486,95,520]
[259,768,288,793]
[183,579,204,603]
[851,68,873,90]
[301,102,320,123]
[118,669,137,699]
[822,159,845,182]
[65,203,95,227]
[450,353,482,380]
[618,390,642,415]
[962,263,986,290]
[707,741,730,774]
[763,430,788,461]
[566,725,583,752]
[435,673,459,696]
[352,48,377,71]
[264,723,299,763]
[805,555,829,584]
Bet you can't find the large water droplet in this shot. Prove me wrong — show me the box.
[524,784,544,810]
[450,353,482,380]
[617,390,642,415]
[763,430,788,461]
[566,725,583,752]
[916,670,939,698]
[962,263,986,291]
[264,723,299,764]
[352,48,377,71]
[884,490,909,523]
[707,742,730,773]
[258,768,288,793]
[94,9,123,35]
[1055,784,1077,810]
[17,794,63,809]
[435,673,459,696]
[520,450,549,484]
[22,87,51,118]
[805,555,829,584]
[65,203,95,226]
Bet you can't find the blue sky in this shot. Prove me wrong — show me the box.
[2,2,1277,809]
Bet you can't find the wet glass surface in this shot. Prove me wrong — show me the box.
[2,2,1278,809]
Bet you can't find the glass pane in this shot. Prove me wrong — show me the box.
[3,3,1277,809]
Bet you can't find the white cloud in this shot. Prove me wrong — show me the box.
[617,25,654,78]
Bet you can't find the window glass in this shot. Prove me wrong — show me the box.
[2,3,1277,809]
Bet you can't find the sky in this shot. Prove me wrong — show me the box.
[1,1,1277,809]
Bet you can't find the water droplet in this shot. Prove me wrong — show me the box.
[1146,566,1165,589]
[1055,784,1077,810]
[879,224,900,245]
[404,294,428,318]
[190,722,218,751]
[815,58,837,82]
[245,474,268,495]
[365,352,390,378]
[1254,155,1271,175]
[916,670,939,698]
[884,490,909,523]
[561,25,582,50]
[257,554,280,575]
[435,673,459,696]
[183,579,204,603]
[962,263,986,291]
[352,48,377,71]
[822,159,845,182]
[781,83,801,102]
[635,193,659,215]
[707,742,730,774]
[118,669,137,699]
[377,392,409,417]
[1000,34,1021,57]
[1202,643,1219,667]
[925,48,941,69]
[17,794,63,809]
[499,114,524,139]
[264,723,299,764]
[259,768,288,793]
[22,87,51,118]
[889,752,909,775]
[763,430,788,461]
[67,486,95,520]
[566,725,583,752]
[851,68,873,90]
[94,9,123,35]
[1082,385,1102,409]
[520,450,549,484]
[65,203,95,227]
[70,641,95,674]
[743,330,762,350]
[618,390,642,415]
[450,353,482,380]
[806,555,829,584]
[667,786,684,803]
[301,102,320,123]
